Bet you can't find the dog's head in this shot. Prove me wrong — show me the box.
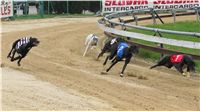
[29,37,40,47]
[91,36,98,46]
[116,37,124,43]
[129,45,139,54]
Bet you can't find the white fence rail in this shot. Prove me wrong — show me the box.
[99,8,200,49]
[98,23,200,49]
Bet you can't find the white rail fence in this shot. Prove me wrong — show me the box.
[99,8,200,50]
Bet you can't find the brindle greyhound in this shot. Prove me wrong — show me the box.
[7,37,40,66]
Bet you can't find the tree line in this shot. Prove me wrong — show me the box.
[43,1,101,14]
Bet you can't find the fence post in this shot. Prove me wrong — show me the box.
[39,1,44,18]
[99,1,102,12]
[119,18,126,30]
[135,16,138,25]
[66,0,69,15]
[133,14,138,26]
[24,1,28,16]
[196,7,200,21]
[110,22,115,28]
[153,31,164,57]
[11,0,15,20]
[150,8,156,25]
[134,15,138,25]
[47,1,49,14]
[172,10,176,23]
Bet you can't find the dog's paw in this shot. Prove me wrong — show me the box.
[182,73,186,76]
[119,73,124,77]
[101,71,108,75]
[95,58,100,61]
[17,63,21,66]
[7,55,11,59]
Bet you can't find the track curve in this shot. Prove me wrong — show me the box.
[2,17,200,111]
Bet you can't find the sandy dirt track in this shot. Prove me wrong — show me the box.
[1,15,200,111]
[2,67,114,110]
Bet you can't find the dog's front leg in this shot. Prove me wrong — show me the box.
[120,58,131,77]
[11,56,21,62]
[150,60,165,69]
[97,51,103,60]
[103,56,109,66]
[111,56,117,64]
[97,47,107,60]
[7,48,13,58]
[83,44,90,57]
[174,64,184,74]
[106,59,118,72]
[150,64,159,69]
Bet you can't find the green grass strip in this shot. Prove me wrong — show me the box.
[128,21,200,72]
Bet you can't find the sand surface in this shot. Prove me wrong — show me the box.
[1,15,200,111]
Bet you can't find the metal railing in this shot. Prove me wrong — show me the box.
[98,8,200,60]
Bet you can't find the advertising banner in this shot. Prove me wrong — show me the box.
[103,0,200,13]
[0,0,13,18]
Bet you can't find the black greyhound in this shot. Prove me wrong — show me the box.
[150,54,195,77]
[7,37,40,66]
[104,42,139,77]
[102,38,125,65]
[97,37,124,60]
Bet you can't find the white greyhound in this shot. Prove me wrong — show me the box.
[83,34,99,57]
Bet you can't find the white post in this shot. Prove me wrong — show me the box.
[150,9,156,25]
[172,10,176,23]
[196,8,200,21]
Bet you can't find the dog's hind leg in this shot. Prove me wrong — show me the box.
[8,40,19,58]
[186,64,194,77]
[17,57,22,66]
[10,50,17,62]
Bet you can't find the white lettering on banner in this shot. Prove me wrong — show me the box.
[102,0,200,13]
[0,0,13,18]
